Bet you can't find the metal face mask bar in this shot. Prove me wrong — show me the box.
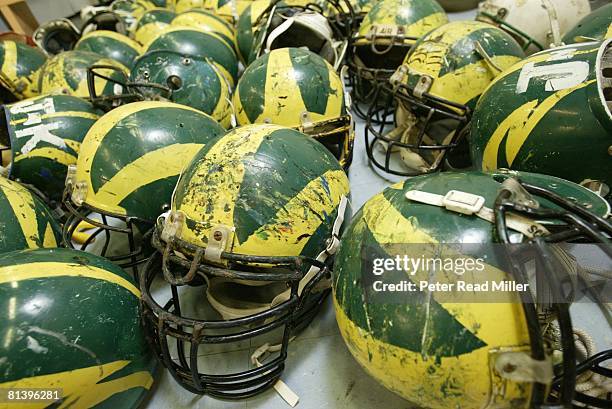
[139,229,331,399]
[494,177,612,409]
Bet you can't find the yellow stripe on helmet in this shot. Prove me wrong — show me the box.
[0,261,140,296]
[1,41,18,86]
[13,147,76,166]
[0,360,153,409]
[482,80,595,170]
[9,111,100,127]
[238,169,349,256]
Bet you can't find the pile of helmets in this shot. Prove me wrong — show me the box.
[0,0,609,407]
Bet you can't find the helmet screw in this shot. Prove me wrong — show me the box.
[213,231,223,241]
[502,363,517,373]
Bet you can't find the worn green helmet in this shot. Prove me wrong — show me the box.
[134,8,177,45]
[63,101,225,268]
[75,30,144,68]
[171,9,237,53]
[141,123,350,396]
[469,40,612,198]
[236,0,272,64]
[0,40,47,101]
[234,47,354,169]
[334,169,611,409]
[37,50,129,99]
[365,20,525,177]
[128,50,233,128]
[0,94,102,203]
[562,3,612,44]
[348,0,448,107]
[145,26,238,86]
[0,177,61,254]
[0,247,157,407]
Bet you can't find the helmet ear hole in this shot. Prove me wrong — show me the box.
[167,75,183,91]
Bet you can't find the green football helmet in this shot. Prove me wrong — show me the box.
[63,101,225,269]
[75,30,144,68]
[0,247,157,407]
[128,50,233,128]
[469,40,612,198]
[334,169,611,409]
[144,26,238,87]
[171,9,237,53]
[562,3,612,44]
[140,123,350,397]
[366,21,525,177]
[0,94,103,203]
[348,0,448,111]
[133,8,177,45]
[0,177,61,254]
[234,47,354,169]
[0,40,47,102]
[37,50,129,99]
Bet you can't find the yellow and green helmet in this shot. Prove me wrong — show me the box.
[37,50,129,99]
[129,50,234,128]
[562,3,612,45]
[171,9,237,52]
[0,40,47,102]
[75,30,144,69]
[0,177,61,255]
[62,101,225,268]
[349,0,448,104]
[143,123,350,395]
[333,169,611,409]
[0,247,157,407]
[144,26,239,86]
[469,40,612,198]
[172,0,209,13]
[133,8,177,45]
[233,47,354,169]
[1,94,103,203]
[365,20,525,177]
[110,0,158,32]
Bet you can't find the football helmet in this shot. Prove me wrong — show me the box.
[173,0,208,13]
[562,3,612,44]
[171,9,237,53]
[234,48,354,169]
[32,19,81,55]
[80,10,129,36]
[348,0,448,113]
[63,101,225,270]
[0,95,102,203]
[0,247,157,407]
[110,0,158,32]
[75,30,143,68]
[437,0,479,12]
[140,123,350,397]
[248,0,350,67]
[0,40,47,102]
[334,169,612,409]
[469,40,612,198]
[128,50,234,127]
[133,8,177,45]
[366,21,525,177]
[477,0,591,54]
[144,26,239,86]
[37,50,128,99]
[0,177,61,254]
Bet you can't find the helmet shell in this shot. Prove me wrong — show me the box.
[562,3,612,44]
[171,123,350,260]
[469,40,612,192]
[130,50,233,128]
[171,9,237,52]
[3,94,103,202]
[0,177,61,254]
[133,8,177,46]
[333,169,609,408]
[0,247,157,407]
[145,26,239,86]
[37,50,129,99]
[75,30,144,68]
[70,101,225,220]
[0,40,47,100]
[437,0,479,12]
